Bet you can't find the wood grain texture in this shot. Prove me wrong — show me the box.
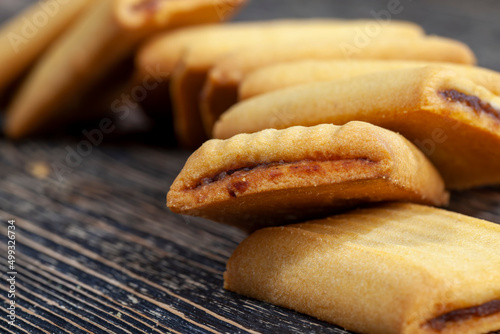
[1,1,500,333]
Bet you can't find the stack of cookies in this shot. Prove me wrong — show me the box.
[164,19,500,334]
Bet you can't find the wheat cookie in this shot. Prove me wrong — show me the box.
[224,203,500,334]
[136,19,424,82]
[214,66,500,189]
[0,0,94,96]
[167,122,448,231]
[171,22,426,143]
[238,60,461,100]
[135,19,424,146]
[201,36,476,134]
[3,0,246,139]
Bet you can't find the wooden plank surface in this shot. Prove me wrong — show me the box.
[1,1,500,333]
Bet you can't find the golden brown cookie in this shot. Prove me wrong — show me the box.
[136,19,424,83]
[225,203,500,334]
[239,60,445,100]
[214,66,500,189]
[202,36,476,135]
[167,122,448,231]
[136,19,424,147]
[0,0,93,96]
[4,0,246,139]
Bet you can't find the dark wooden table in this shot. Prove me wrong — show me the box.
[1,1,500,333]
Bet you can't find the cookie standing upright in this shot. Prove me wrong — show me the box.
[167,122,448,231]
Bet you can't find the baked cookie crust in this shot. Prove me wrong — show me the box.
[167,122,448,230]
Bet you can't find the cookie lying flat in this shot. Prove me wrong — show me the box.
[214,66,500,189]
[167,122,448,231]
[136,19,424,147]
[201,36,475,135]
[136,19,424,82]
[239,60,451,100]
[4,0,246,139]
[0,0,93,96]
[171,23,426,145]
[225,203,500,334]
[137,20,415,146]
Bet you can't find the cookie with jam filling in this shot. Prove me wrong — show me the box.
[214,66,500,189]
[224,203,500,334]
[202,36,475,135]
[167,122,448,231]
[238,60,492,100]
